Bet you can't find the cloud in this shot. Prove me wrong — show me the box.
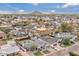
[62,3,79,8]
[51,10,56,12]
[0,10,16,14]
[31,3,39,6]
[55,3,79,9]
[19,9,25,12]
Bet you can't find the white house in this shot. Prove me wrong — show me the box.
[0,41,20,55]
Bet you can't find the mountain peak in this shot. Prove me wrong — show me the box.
[31,11,43,15]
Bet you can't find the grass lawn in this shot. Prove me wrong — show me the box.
[34,51,43,56]
[43,50,50,54]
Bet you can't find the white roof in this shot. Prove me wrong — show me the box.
[31,37,49,48]
[7,40,16,44]
[56,32,74,38]
[0,44,20,54]
[11,30,26,36]
[21,40,35,49]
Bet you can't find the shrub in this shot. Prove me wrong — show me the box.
[69,52,79,56]
[61,38,71,47]
[34,51,43,56]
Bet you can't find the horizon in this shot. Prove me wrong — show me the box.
[0,3,79,14]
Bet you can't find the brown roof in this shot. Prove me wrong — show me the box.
[15,35,30,40]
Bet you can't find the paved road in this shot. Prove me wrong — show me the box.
[67,43,79,52]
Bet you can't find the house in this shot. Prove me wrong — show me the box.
[10,29,30,40]
[0,31,6,40]
[51,21,60,28]
[0,41,20,56]
[7,40,16,46]
[55,32,76,41]
[20,37,50,51]
[36,27,47,32]
[36,27,50,36]
[31,37,50,50]
[20,40,36,50]
[41,36,58,44]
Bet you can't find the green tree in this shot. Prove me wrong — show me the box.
[61,38,71,46]
[34,50,43,56]
[61,22,73,32]
[30,44,37,51]
[45,22,51,28]
[6,33,12,40]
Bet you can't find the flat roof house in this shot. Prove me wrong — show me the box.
[20,40,36,50]
[55,32,76,41]
[31,37,50,50]
[10,29,30,40]
[0,41,20,56]
[20,37,50,51]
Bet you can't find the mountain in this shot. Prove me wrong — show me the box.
[30,11,43,15]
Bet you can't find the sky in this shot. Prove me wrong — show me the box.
[0,3,79,13]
